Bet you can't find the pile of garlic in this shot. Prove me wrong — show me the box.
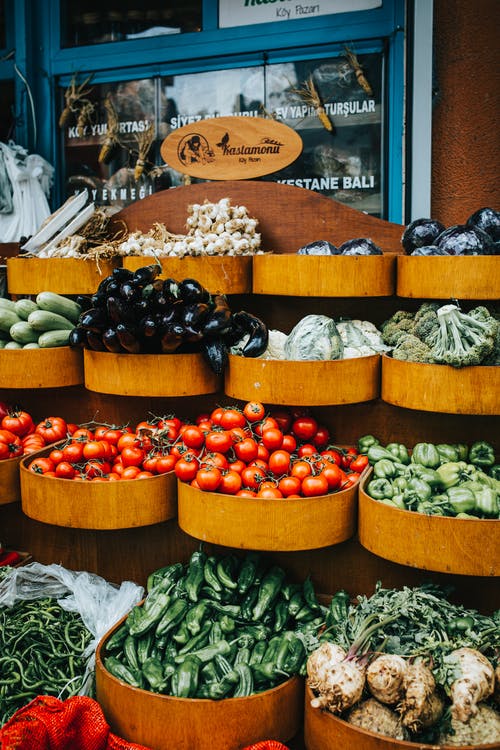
[118,197,262,258]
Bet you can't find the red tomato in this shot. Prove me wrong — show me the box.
[301,474,329,497]
[194,413,211,426]
[85,460,111,478]
[94,426,109,440]
[55,461,76,479]
[196,420,213,433]
[219,408,246,430]
[71,428,94,442]
[268,449,291,476]
[228,459,246,474]
[121,466,141,480]
[190,478,201,489]
[341,448,359,471]
[62,442,84,462]
[0,441,22,459]
[205,430,233,454]
[292,416,318,442]
[321,449,343,467]
[218,470,242,495]
[29,457,55,474]
[83,441,107,461]
[202,452,229,471]
[233,437,258,464]
[210,407,225,425]
[117,433,141,452]
[136,471,154,479]
[291,460,313,480]
[321,463,344,491]
[313,426,330,449]
[248,458,268,472]
[297,443,317,458]
[278,475,302,497]
[196,466,222,492]
[269,409,292,434]
[159,416,182,433]
[66,423,78,436]
[142,455,159,474]
[256,444,270,462]
[253,416,278,437]
[107,473,121,481]
[241,465,267,490]
[229,426,249,443]
[236,489,257,497]
[175,455,199,482]
[257,486,283,498]
[0,429,20,445]
[350,454,369,473]
[181,425,205,449]
[261,428,283,452]
[156,455,177,474]
[281,434,297,453]
[48,448,65,464]
[341,473,359,489]
[2,410,34,437]
[242,401,266,423]
[121,446,145,467]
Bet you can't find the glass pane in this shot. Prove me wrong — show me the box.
[0,80,15,142]
[60,1,202,48]
[0,0,5,49]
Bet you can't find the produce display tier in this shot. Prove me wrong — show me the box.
[0,453,23,505]
[6,257,121,295]
[96,618,304,750]
[396,255,499,299]
[358,472,500,576]
[20,448,177,530]
[122,255,252,295]
[224,353,380,406]
[177,479,358,551]
[0,346,84,388]
[83,350,221,397]
[381,355,500,415]
[252,254,397,297]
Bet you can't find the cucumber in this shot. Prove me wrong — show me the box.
[0,298,16,312]
[9,321,40,344]
[23,342,40,349]
[28,310,75,332]
[38,329,71,348]
[14,298,39,320]
[4,341,23,349]
[36,292,82,324]
[0,308,22,334]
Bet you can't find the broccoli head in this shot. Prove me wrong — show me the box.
[391,334,436,363]
[426,304,498,367]
[381,311,416,347]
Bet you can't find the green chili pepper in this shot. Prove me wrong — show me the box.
[288,591,305,617]
[240,587,259,621]
[155,599,188,638]
[216,556,239,591]
[203,556,223,594]
[142,656,168,692]
[303,576,320,611]
[105,656,143,689]
[105,623,128,653]
[128,593,171,637]
[174,639,232,665]
[209,621,223,645]
[367,478,394,500]
[185,549,207,602]
[233,663,254,697]
[136,631,154,665]
[325,590,349,629]
[251,661,289,685]
[283,637,306,674]
[446,486,477,514]
[220,615,236,634]
[373,458,399,479]
[123,635,140,672]
[411,443,441,469]
[358,434,380,453]
[171,655,201,698]
[249,641,267,665]
[252,566,286,621]
[385,443,410,464]
[201,661,219,684]
[178,620,212,657]
[273,600,290,633]
[172,622,190,645]
[236,552,261,594]
[146,562,184,593]
[436,444,460,463]
[469,441,496,468]
[185,601,210,636]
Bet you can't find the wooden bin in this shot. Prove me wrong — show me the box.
[304,684,480,750]
[381,355,500,415]
[225,353,380,406]
[177,479,358,551]
[122,255,252,294]
[0,453,24,505]
[252,254,396,297]
[0,347,84,388]
[20,449,177,530]
[84,350,221,397]
[7,257,121,295]
[358,472,500,576]
[397,255,500,299]
[96,620,304,750]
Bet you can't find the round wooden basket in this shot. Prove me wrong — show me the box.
[0,346,84,388]
[304,684,479,750]
[225,353,380,406]
[252,254,396,296]
[358,471,500,576]
[83,349,221,397]
[6,257,121,295]
[0,453,24,505]
[397,255,500,299]
[19,449,177,530]
[122,255,252,295]
[381,355,500,415]
[177,479,359,551]
[95,619,304,750]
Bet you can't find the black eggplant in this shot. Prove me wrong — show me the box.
[116,324,142,353]
[86,330,107,352]
[68,326,87,348]
[120,281,142,302]
[180,302,211,330]
[163,278,180,301]
[201,337,228,375]
[230,311,268,358]
[133,263,162,286]
[75,295,93,313]
[106,297,136,326]
[202,294,232,336]
[160,328,184,353]
[133,299,149,317]
[177,278,210,303]
[79,307,108,332]
[138,315,158,338]
[102,327,124,353]
[112,267,134,281]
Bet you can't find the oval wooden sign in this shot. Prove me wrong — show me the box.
[160,116,303,180]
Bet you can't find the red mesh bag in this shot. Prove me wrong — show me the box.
[0,695,151,750]
[241,743,290,750]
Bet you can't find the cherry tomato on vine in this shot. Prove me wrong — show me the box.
[253,417,278,437]
[175,455,199,482]
[218,470,242,495]
[136,471,154,479]
[291,416,318,442]
[48,448,64,464]
[156,455,177,474]
[181,425,206,449]
[94,425,110,441]
[341,448,359,471]
[62,442,84,463]
[2,410,34,437]
[202,451,229,471]
[281,434,297,453]
[196,465,222,492]
[321,449,343,467]
[261,428,284,452]
[350,454,369,473]
[71,428,94,443]
[313,426,330,449]
[257,486,283,498]
[237,489,257,497]
[243,401,266,423]
[121,466,141,480]
[121,446,145,467]
[233,437,259,464]
[35,417,67,443]
[269,409,292,434]
[228,459,246,474]
[219,408,246,430]
[290,460,313,480]
[321,463,344,491]
[210,407,225,425]
[301,474,329,497]
[278,475,302,497]
[241,465,267,490]
[297,443,317,458]
[28,457,55,474]
[205,430,233,454]
[268,449,291,476]
[55,461,76,479]
[341,473,359,489]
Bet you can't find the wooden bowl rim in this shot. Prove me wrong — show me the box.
[381,352,500,374]
[227,352,381,366]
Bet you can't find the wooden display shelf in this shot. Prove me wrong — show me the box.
[381,355,500,415]
[358,472,500,576]
[304,684,481,750]
[122,255,252,295]
[252,254,396,297]
[6,257,121,295]
[0,346,84,388]
[397,255,500,299]
[20,448,177,530]
[0,453,24,505]
[225,353,380,406]
[83,350,221,397]
[177,479,359,551]
[96,617,304,750]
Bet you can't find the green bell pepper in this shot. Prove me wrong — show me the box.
[358,434,380,453]
[367,445,400,464]
[436,444,460,463]
[474,486,499,517]
[408,464,444,489]
[435,462,470,490]
[453,443,469,461]
[446,486,476,514]
[405,477,433,503]
[489,465,500,482]
[392,476,408,493]
[373,458,399,479]
[385,443,410,464]
[416,500,446,516]
[469,441,496,468]
[411,443,441,469]
[389,493,407,510]
[366,478,394,500]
